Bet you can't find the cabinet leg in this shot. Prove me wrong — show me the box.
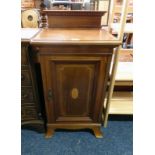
[45,127,55,138]
[92,127,103,138]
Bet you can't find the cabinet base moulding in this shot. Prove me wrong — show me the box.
[45,123,103,138]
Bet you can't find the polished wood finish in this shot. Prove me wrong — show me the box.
[31,28,120,138]
[31,28,120,45]
[92,127,103,138]
[21,28,45,132]
[46,124,103,138]
[119,49,133,62]
[40,10,106,28]
[45,127,55,138]
[40,55,110,123]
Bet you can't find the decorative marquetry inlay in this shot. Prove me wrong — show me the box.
[71,88,79,99]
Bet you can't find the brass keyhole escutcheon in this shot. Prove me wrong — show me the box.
[71,88,79,99]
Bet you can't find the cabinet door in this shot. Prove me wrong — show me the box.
[40,56,110,123]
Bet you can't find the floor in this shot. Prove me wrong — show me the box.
[22,117,133,155]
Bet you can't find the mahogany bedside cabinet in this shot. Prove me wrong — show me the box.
[30,11,121,138]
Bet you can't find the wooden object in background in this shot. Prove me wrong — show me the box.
[118,49,133,62]
[21,28,45,132]
[21,0,35,8]
[104,0,133,127]
[108,91,133,114]
[39,0,48,28]
[98,0,110,26]
[35,0,42,9]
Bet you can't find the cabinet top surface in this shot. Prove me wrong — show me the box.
[21,28,41,42]
[31,29,121,45]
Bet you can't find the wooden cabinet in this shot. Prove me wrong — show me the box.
[31,28,120,138]
[21,11,120,137]
[21,29,45,131]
